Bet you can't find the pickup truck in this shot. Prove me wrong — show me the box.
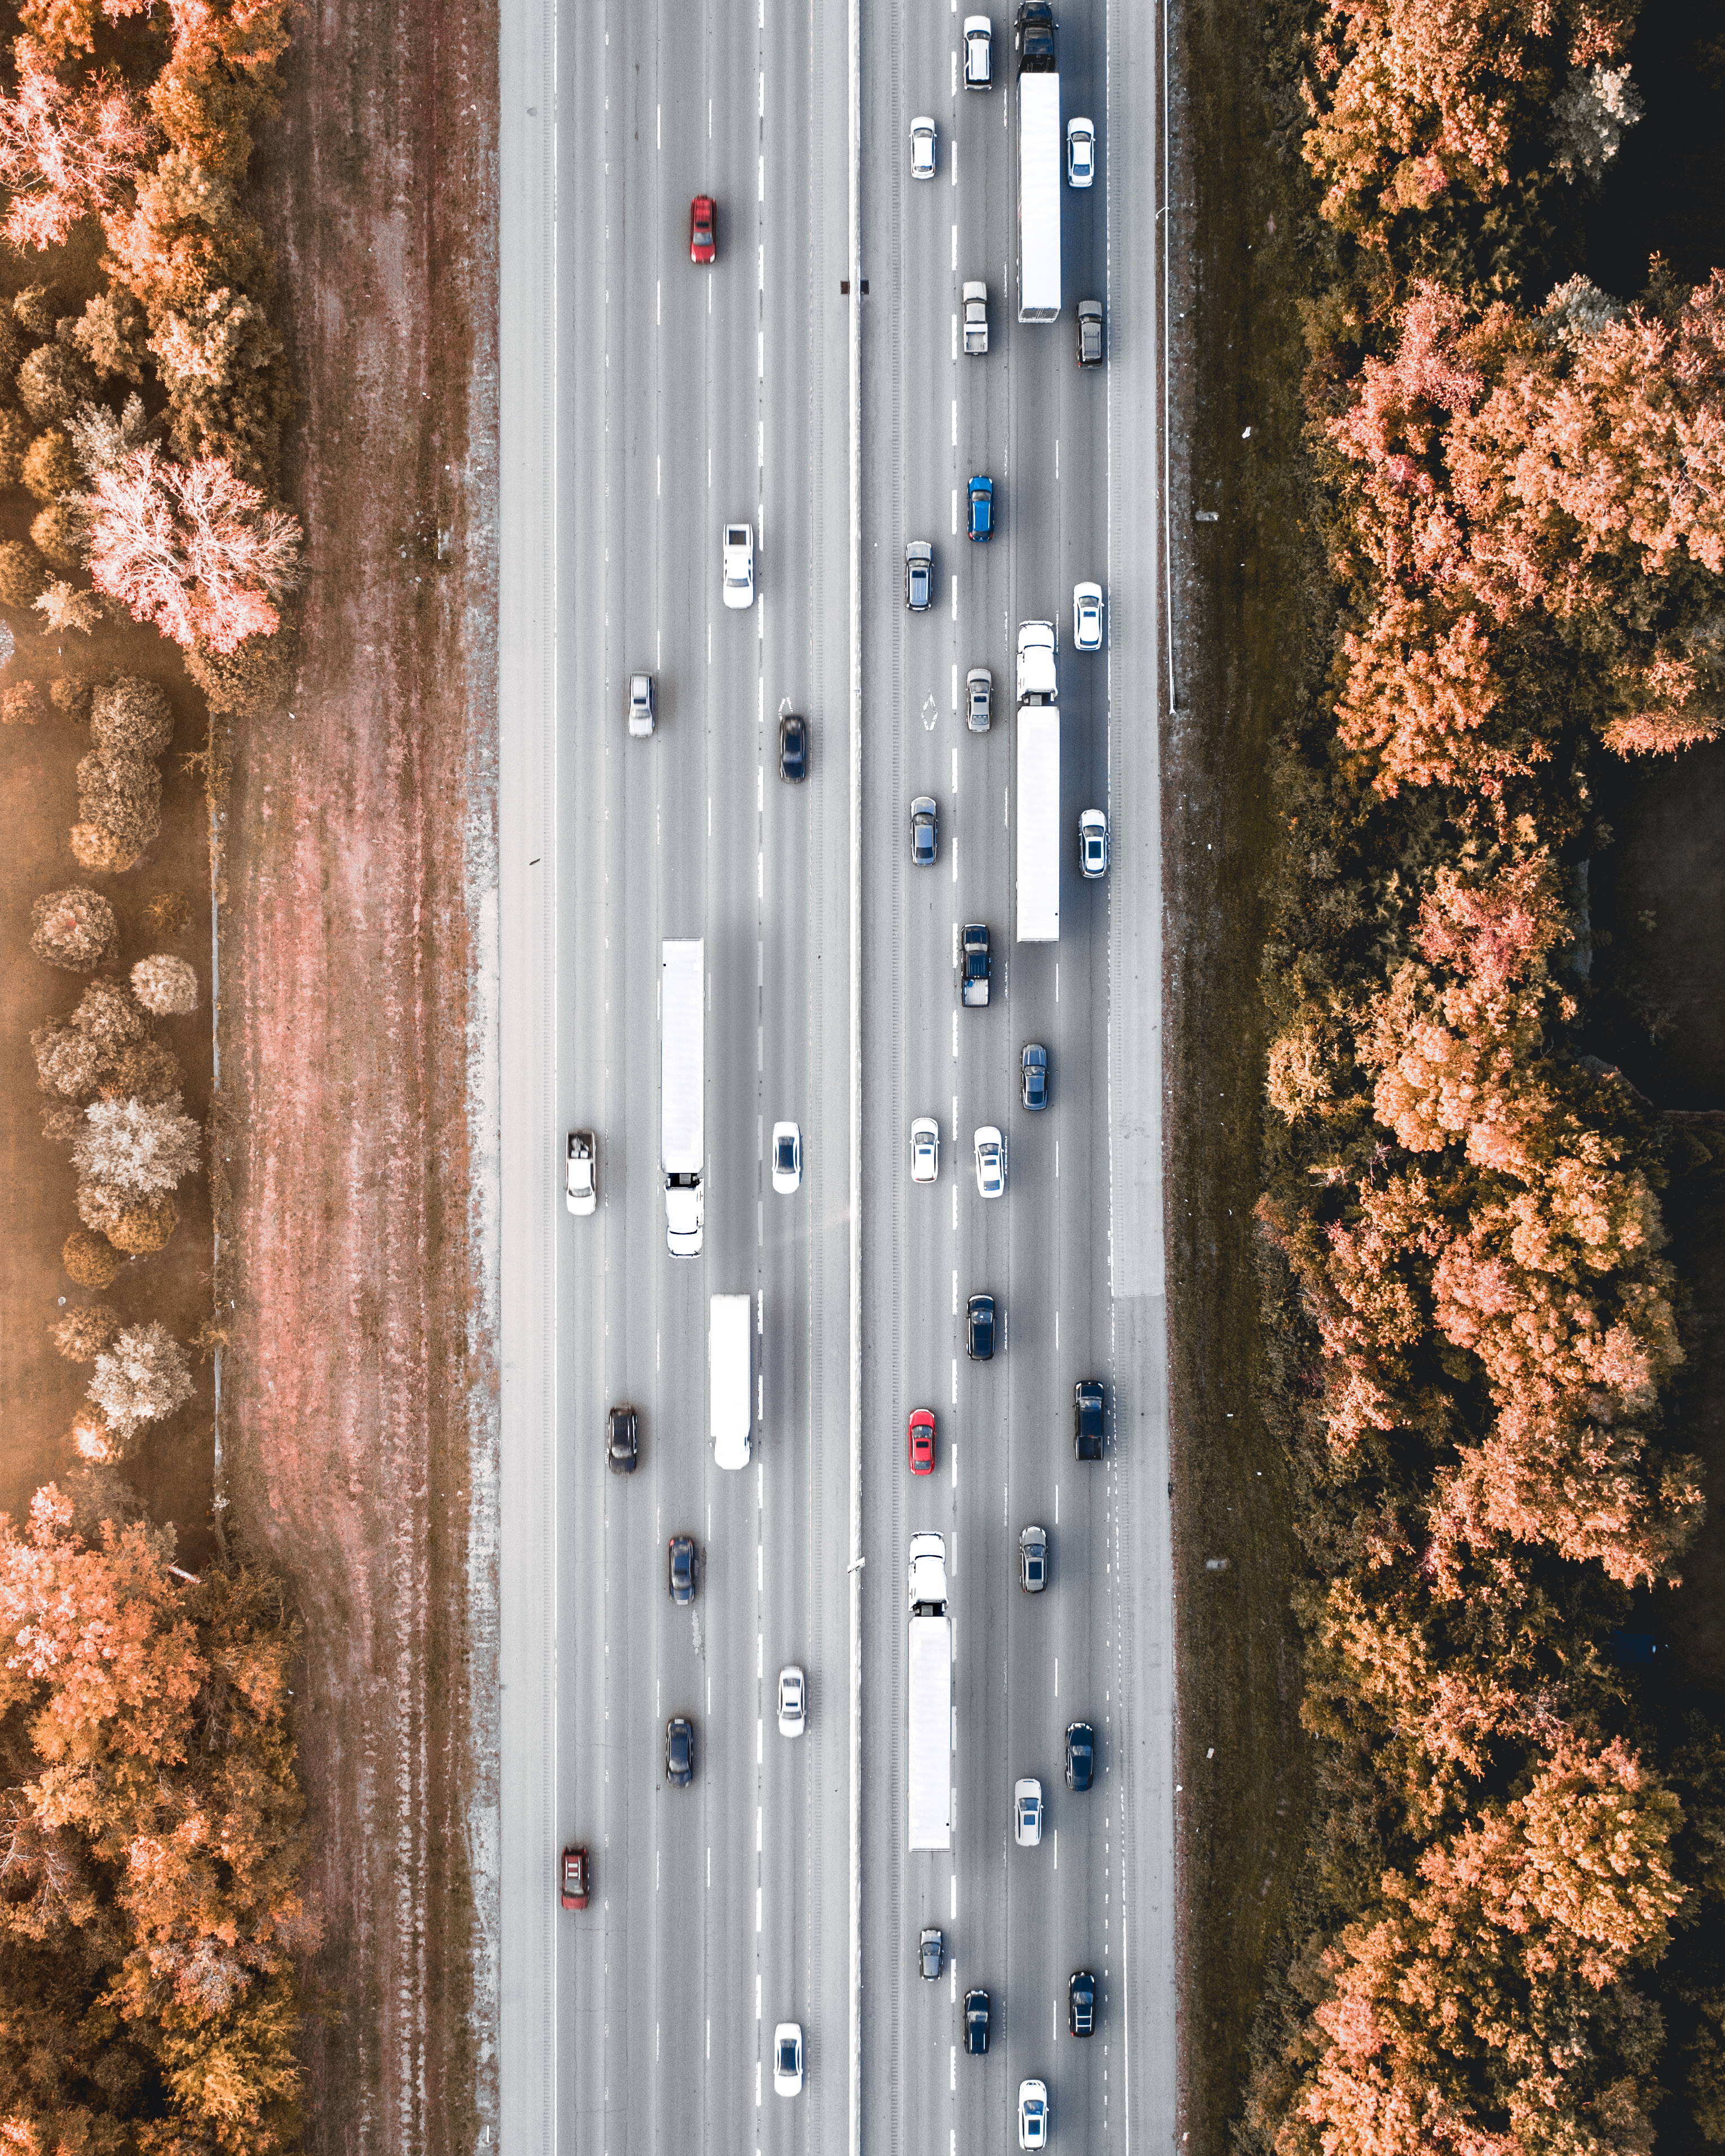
[961,923,992,1007]
[962,281,989,356]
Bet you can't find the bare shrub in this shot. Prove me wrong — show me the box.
[30,501,83,568]
[35,582,103,636]
[65,392,155,479]
[72,978,148,1056]
[106,1192,176,1254]
[75,1180,126,1235]
[105,1037,182,1103]
[131,953,197,1016]
[73,1093,201,1195]
[39,1103,81,1144]
[69,292,148,384]
[20,428,76,501]
[183,628,295,718]
[0,539,47,606]
[12,285,59,339]
[50,1303,121,1362]
[68,821,140,873]
[0,680,43,724]
[143,889,193,938]
[90,676,173,758]
[61,1229,121,1288]
[50,674,93,720]
[32,1016,103,1098]
[86,1321,193,1442]
[0,409,31,487]
[16,344,96,425]
[29,887,116,972]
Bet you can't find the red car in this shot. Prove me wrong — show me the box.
[689,195,716,264]
[560,1847,589,1910]
[909,1407,936,1476]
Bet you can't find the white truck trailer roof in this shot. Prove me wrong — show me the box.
[1016,705,1060,942]
[709,1293,753,1470]
[1017,73,1061,322]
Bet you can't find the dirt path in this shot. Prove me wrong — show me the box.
[222,2,498,2148]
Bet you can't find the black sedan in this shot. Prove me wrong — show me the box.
[967,1294,996,1361]
[1066,1720,1095,1791]
[779,712,808,782]
[1020,1043,1049,1111]
[607,1404,639,1475]
[665,1716,695,1786]
[1074,1379,1104,1460]
[667,1534,697,1604]
[965,1987,990,2055]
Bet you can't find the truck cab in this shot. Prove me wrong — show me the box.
[909,1531,949,1613]
[1015,0,1056,69]
[961,923,992,1007]
[1016,619,1058,703]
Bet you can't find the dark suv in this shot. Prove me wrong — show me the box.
[1065,1720,1095,1791]
[607,1404,639,1475]
[1069,1969,1096,2037]
[965,1987,991,2054]
[1074,1379,1104,1460]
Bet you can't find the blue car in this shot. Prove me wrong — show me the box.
[967,475,993,542]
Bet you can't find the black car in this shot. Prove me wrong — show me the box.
[667,1534,697,1603]
[1076,297,1103,368]
[967,1294,996,1361]
[1074,1379,1104,1460]
[1020,1043,1049,1111]
[1015,0,1056,69]
[911,795,939,866]
[779,712,808,782]
[1065,1720,1095,1791]
[1069,1969,1096,2038]
[965,1987,991,2055]
[919,1926,944,1980]
[665,1715,695,1786]
[607,1403,639,1475]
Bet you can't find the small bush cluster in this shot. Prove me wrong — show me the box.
[69,675,174,872]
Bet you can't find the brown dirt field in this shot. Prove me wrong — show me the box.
[1164,3,1325,2149]
[0,227,219,1561]
[219,1,498,2149]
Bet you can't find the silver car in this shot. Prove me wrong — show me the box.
[777,1664,806,1737]
[905,541,934,611]
[910,117,937,179]
[627,672,654,737]
[966,667,992,732]
[910,1116,940,1184]
[1019,1524,1048,1592]
[723,522,755,609]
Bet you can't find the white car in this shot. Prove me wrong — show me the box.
[627,672,654,737]
[1014,1777,1043,1847]
[723,521,755,609]
[1073,581,1103,650]
[1019,2079,1050,2150]
[966,666,992,732]
[1080,807,1108,878]
[777,1664,806,1737]
[963,15,993,87]
[910,116,937,179]
[974,1125,1005,1199]
[565,1130,596,1216]
[771,1121,802,1195]
[910,1116,940,1184]
[773,2022,804,2096]
[1066,116,1095,187]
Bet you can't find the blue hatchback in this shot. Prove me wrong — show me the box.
[967,474,993,542]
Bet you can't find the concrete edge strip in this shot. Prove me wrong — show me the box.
[847,0,864,2147]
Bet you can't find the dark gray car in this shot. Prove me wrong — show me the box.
[1077,298,1103,366]
[1074,1379,1104,1460]
[1065,1720,1095,1791]
[965,1987,991,2054]
[967,1294,996,1361]
[665,1716,695,1786]
[919,1926,944,1980]
[607,1404,639,1475]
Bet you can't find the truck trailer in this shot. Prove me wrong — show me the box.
[709,1293,753,1470]
[1015,5,1060,322]
[908,1533,953,1850]
[1016,706,1060,942]
[661,939,704,1256]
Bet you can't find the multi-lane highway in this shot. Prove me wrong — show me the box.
[498,0,1173,2148]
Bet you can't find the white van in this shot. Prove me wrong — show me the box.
[710,1294,753,1469]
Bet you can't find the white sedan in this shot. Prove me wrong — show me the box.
[771,1121,802,1194]
[773,2022,804,2096]
[974,1125,1006,1199]
[1067,115,1095,187]
[910,1115,940,1184]
[722,521,755,609]
[1019,2079,1050,2150]
[777,1664,806,1737]
[1014,1777,1043,1847]
[1073,581,1104,650]
[910,116,937,179]
[1080,807,1109,878]
[565,1130,596,1216]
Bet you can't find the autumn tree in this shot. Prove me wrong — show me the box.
[28,888,114,972]
[130,953,197,1015]
[72,1094,201,1196]
[0,50,150,253]
[85,1322,192,1442]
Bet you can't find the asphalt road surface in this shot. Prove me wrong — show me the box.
[498,0,1173,2148]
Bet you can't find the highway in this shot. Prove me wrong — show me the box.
[497,0,1173,2149]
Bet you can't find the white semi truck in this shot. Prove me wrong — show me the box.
[908,1532,953,1850]
[661,938,704,1256]
[1015,3,1060,322]
[709,1293,753,1469]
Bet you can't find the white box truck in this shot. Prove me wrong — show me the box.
[908,1532,953,1850]
[1015,57,1060,321]
[661,939,704,1256]
[1017,706,1060,942]
[709,1293,753,1469]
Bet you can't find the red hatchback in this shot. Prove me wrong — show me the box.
[908,1407,936,1476]
[560,1847,589,1910]
[689,195,716,263]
